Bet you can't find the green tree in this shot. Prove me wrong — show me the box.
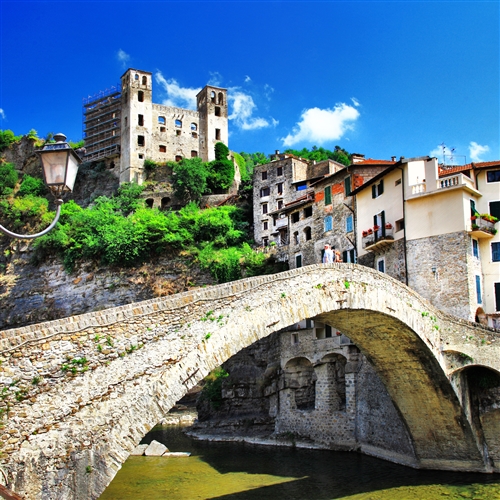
[172,157,209,202]
[18,175,47,197]
[207,142,235,192]
[0,130,21,152]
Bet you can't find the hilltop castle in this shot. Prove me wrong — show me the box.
[82,68,229,184]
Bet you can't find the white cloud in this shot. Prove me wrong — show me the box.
[469,141,490,162]
[351,97,360,107]
[117,49,130,68]
[429,145,444,159]
[155,71,201,110]
[208,71,223,87]
[244,75,251,83]
[0,109,5,120]
[282,103,360,147]
[228,90,270,130]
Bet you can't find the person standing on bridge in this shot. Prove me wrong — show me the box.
[335,250,343,263]
[323,244,334,264]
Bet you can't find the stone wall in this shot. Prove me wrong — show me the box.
[0,264,498,498]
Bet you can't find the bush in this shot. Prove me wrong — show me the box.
[18,175,47,197]
[200,368,229,410]
[172,157,209,202]
[0,163,18,195]
[0,130,21,152]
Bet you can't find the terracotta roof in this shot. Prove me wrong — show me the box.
[353,159,396,165]
[438,160,500,176]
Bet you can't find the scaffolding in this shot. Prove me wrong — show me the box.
[82,85,122,163]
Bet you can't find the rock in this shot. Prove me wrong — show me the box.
[162,452,191,457]
[144,440,169,456]
[130,444,148,456]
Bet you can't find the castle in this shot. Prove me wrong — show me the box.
[82,68,229,184]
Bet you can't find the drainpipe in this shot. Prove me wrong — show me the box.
[396,165,409,286]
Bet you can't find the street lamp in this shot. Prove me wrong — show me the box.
[0,133,82,240]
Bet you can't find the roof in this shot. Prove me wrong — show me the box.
[352,159,397,166]
[438,160,500,177]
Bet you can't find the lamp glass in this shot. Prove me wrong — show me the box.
[41,150,69,187]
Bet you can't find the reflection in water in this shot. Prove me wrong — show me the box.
[100,426,500,500]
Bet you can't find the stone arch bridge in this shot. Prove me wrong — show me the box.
[0,264,499,499]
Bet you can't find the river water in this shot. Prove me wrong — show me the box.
[100,424,500,500]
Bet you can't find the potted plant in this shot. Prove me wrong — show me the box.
[385,223,392,229]
[367,228,373,235]
[373,225,380,231]
[362,230,368,237]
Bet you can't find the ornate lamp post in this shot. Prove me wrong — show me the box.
[0,133,82,239]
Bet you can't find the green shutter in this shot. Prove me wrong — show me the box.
[345,177,351,196]
[325,186,332,205]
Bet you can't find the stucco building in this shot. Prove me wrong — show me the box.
[82,68,228,184]
[353,157,500,328]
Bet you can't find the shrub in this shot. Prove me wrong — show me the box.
[172,157,209,202]
[18,175,47,197]
[0,163,18,195]
[0,130,21,152]
[200,368,229,409]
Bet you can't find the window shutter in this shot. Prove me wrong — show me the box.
[381,210,386,236]
[495,283,500,311]
[378,179,384,196]
[342,250,347,262]
[346,215,353,233]
[372,185,377,198]
[345,177,351,196]
[325,186,332,205]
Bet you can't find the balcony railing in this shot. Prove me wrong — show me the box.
[410,173,477,197]
[470,216,498,238]
[275,217,288,229]
[362,225,395,250]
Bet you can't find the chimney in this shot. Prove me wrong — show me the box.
[391,156,396,161]
[275,150,280,155]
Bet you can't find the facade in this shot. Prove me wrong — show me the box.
[353,157,500,327]
[253,153,392,269]
[83,68,229,184]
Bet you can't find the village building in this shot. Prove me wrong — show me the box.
[82,68,228,184]
[352,157,500,328]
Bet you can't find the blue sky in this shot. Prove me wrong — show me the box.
[1,0,498,163]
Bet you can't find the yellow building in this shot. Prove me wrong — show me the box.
[353,157,500,328]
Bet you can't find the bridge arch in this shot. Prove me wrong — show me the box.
[1,264,498,499]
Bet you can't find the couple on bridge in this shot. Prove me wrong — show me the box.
[323,243,342,264]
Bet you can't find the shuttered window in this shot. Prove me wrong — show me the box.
[325,186,332,205]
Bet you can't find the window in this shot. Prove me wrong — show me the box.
[295,254,302,268]
[487,170,500,183]
[137,135,145,147]
[134,74,139,81]
[263,237,269,246]
[262,171,268,180]
[396,218,405,232]
[138,114,144,126]
[470,199,478,218]
[346,215,353,233]
[277,166,283,176]
[124,116,128,127]
[262,203,268,215]
[218,92,224,105]
[260,187,270,197]
[291,333,299,345]
[192,132,198,138]
[215,129,221,140]
[342,249,356,263]
[277,182,283,195]
[191,123,197,131]
[215,106,221,117]
[138,154,144,159]
[490,201,500,219]
[495,283,500,311]
[304,227,312,241]
[296,182,307,191]
[324,186,332,205]
[395,178,402,186]
[210,91,216,103]
[292,212,300,223]
[372,179,384,198]
[158,116,166,125]
[142,76,147,85]
[138,91,144,102]
[324,215,333,232]
[175,155,182,162]
[325,325,333,338]
[476,275,482,304]
[492,242,500,262]
[293,231,299,244]
[304,206,312,218]
[160,127,166,133]
[176,130,181,136]
[344,176,351,196]
[191,150,198,158]
[263,221,268,231]
[159,145,166,153]
[175,119,182,128]
[472,239,479,259]
[278,200,284,209]
[377,258,385,273]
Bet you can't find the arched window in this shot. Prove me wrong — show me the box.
[158,116,166,125]
[142,75,147,85]
[175,119,182,128]
[304,227,312,241]
[210,91,216,103]
[145,198,154,208]
[218,92,224,105]
[161,197,171,210]
[191,150,198,158]
[134,74,139,80]
[138,91,144,102]
[283,357,316,410]
[191,123,197,131]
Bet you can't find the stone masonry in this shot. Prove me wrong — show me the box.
[0,264,499,499]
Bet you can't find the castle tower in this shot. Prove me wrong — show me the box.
[120,69,153,183]
[196,86,228,162]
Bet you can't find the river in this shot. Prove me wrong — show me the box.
[100,424,500,499]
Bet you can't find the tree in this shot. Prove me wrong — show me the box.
[172,157,209,202]
[0,163,19,195]
[207,142,235,192]
[0,130,21,152]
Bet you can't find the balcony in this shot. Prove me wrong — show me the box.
[362,225,395,251]
[469,216,498,239]
[409,173,479,199]
[275,217,288,229]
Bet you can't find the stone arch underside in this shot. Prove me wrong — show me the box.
[2,264,497,499]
